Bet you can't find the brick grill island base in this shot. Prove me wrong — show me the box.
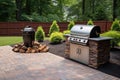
[65,36,111,68]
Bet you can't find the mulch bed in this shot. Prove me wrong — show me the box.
[41,40,65,57]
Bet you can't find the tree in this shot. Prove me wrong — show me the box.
[0,0,16,21]
[113,0,120,20]
[68,21,75,30]
[67,1,82,21]
[87,19,94,25]
[67,0,112,21]
[111,19,120,31]
[35,26,45,42]
[16,0,22,21]
[94,6,108,20]
[0,0,118,21]
[49,20,60,36]
[82,0,85,15]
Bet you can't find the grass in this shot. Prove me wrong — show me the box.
[0,36,22,46]
[0,36,49,46]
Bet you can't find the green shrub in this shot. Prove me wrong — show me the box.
[49,20,60,36]
[118,42,120,46]
[87,19,94,25]
[68,21,75,30]
[111,19,120,31]
[63,30,70,35]
[101,31,120,46]
[50,32,64,44]
[35,26,45,42]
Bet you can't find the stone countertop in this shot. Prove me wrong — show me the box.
[89,37,112,41]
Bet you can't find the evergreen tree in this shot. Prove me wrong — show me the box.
[68,21,75,30]
[35,26,45,42]
[49,20,60,36]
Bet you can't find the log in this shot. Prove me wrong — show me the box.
[12,48,19,52]
[31,49,36,53]
[38,44,46,51]
[19,49,26,53]
[42,46,49,52]
[12,41,49,53]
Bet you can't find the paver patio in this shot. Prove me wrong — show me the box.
[0,46,120,80]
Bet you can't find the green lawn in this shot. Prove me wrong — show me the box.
[0,36,49,46]
[0,36,22,46]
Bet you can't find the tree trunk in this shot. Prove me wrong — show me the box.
[92,0,95,13]
[82,0,85,15]
[113,0,117,20]
[26,0,31,15]
[16,0,22,21]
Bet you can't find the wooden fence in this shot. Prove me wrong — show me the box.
[0,21,112,36]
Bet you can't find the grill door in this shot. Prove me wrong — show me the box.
[70,43,89,65]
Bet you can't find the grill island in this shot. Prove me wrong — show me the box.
[64,24,111,68]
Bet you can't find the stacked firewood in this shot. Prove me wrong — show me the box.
[12,41,49,53]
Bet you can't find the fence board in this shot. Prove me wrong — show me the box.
[0,21,112,36]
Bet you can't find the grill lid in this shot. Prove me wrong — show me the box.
[71,24,101,38]
[69,24,101,45]
[22,26,35,32]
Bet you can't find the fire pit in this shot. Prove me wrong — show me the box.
[65,24,111,68]
[12,26,49,53]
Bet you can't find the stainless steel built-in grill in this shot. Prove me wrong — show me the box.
[68,25,101,45]
[65,24,111,68]
[68,24,101,65]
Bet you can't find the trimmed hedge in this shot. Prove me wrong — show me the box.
[35,26,45,42]
[50,32,64,44]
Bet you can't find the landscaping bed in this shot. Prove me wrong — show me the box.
[41,40,65,57]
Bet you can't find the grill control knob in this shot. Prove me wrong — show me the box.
[79,40,81,42]
[83,40,86,43]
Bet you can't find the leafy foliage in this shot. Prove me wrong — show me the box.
[94,6,109,20]
[50,32,64,44]
[68,21,75,30]
[49,20,60,36]
[35,26,45,42]
[0,0,16,21]
[101,31,120,46]
[0,0,120,21]
[66,1,82,21]
[67,0,112,21]
[87,19,94,25]
[111,19,120,31]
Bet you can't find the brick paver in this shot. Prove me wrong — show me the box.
[0,46,120,80]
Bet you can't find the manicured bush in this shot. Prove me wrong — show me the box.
[49,20,60,36]
[87,19,94,25]
[63,30,70,35]
[101,31,120,47]
[111,19,120,31]
[35,26,45,42]
[50,32,64,44]
[68,21,75,30]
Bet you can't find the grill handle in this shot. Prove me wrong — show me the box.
[76,48,81,54]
